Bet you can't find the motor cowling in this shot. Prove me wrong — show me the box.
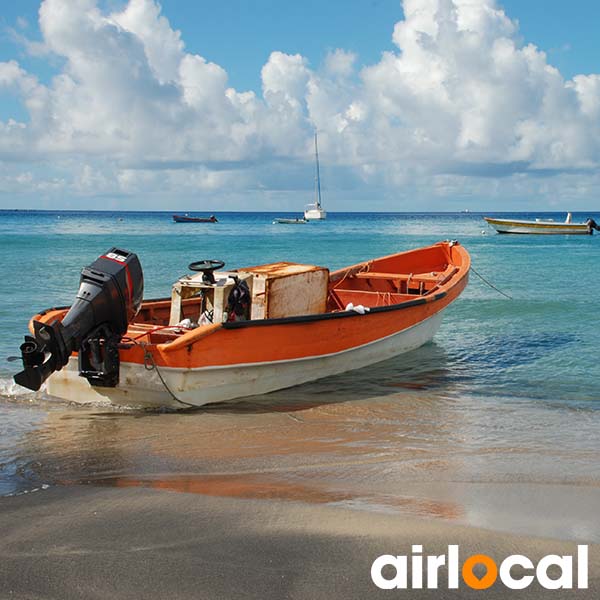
[14,248,143,391]
[586,218,600,233]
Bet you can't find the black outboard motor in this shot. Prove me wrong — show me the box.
[14,248,143,391]
[586,218,600,234]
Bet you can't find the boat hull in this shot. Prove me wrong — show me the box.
[484,217,590,235]
[172,215,217,223]
[273,218,307,224]
[46,310,445,409]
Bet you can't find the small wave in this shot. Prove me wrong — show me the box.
[0,375,36,400]
[454,331,578,370]
[0,376,142,412]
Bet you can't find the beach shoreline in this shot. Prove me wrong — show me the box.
[1,484,598,599]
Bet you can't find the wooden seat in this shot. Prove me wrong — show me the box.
[354,271,444,283]
[331,288,415,308]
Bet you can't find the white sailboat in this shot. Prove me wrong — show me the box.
[304,131,327,220]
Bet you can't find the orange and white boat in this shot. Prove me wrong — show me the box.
[14,241,470,409]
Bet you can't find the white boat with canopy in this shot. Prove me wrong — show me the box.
[483,214,600,235]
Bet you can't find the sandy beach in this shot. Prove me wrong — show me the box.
[0,484,598,599]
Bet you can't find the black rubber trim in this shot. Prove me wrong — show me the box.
[222,291,447,329]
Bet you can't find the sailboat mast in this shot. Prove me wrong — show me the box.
[314,131,322,209]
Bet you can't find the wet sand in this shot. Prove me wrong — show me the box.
[1,485,598,599]
[3,373,600,542]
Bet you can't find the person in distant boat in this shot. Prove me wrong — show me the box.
[565,212,572,224]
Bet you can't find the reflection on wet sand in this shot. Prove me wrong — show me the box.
[80,473,464,522]
[93,474,355,503]
[3,342,600,542]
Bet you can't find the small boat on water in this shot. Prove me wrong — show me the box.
[13,241,470,409]
[273,217,308,224]
[484,214,600,235]
[304,132,327,221]
[173,214,218,223]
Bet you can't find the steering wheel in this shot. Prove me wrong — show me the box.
[188,259,225,284]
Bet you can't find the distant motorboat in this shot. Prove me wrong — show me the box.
[173,214,218,223]
[304,132,327,221]
[273,217,307,224]
[483,215,600,235]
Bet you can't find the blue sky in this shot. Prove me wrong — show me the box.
[3,1,599,93]
[152,0,600,87]
[1,0,600,211]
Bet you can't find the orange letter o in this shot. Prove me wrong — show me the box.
[462,554,498,590]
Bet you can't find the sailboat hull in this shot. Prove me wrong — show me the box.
[304,208,327,220]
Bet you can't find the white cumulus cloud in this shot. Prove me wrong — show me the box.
[0,0,599,209]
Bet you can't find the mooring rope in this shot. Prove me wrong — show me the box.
[470,266,513,300]
[140,342,197,409]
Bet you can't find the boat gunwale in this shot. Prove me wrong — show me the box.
[220,291,447,329]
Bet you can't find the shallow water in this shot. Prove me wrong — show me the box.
[1,210,599,541]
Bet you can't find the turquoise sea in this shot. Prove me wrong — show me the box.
[1,210,599,540]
